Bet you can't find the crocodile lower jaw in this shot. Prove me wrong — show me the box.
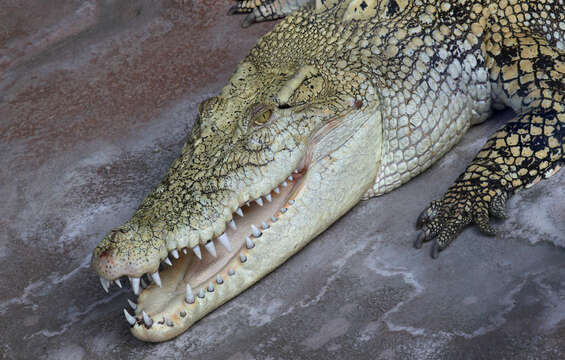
[123,168,307,342]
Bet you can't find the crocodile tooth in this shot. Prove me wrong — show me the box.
[140,277,148,289]
[293,169,299,173]
[288,175,294,181]
[281,207,288,213]
[289,199,295,205]
[273,187,280,194]
[152,272,162,287]
[198,289,205,298]
[228,269,235,276]
[164,257,173,266]
[207,282,214,292]
[115,279,122,288]
[281,181,288,187]
[261,222,269,230]
[127,299,137,310]
[100,277,110,293]
[124,308,136,326]
[192,245,202,259]
[255,197,264,206]
[130,277,140,295]
[240,254,247,263]
[216,275,223,284]
[185,284,195,304]
[229,219,237,230]
[245,201,250,207]
[171,249,179,259]
[183,248,188,255]
[205,241,217,257]
[218,233,232,252]
[235,207,244,217]
[271,216,278,222]
[245,237,254,249]
[142,311,153,327]
[265,194,272,202]
[251,224,262,237]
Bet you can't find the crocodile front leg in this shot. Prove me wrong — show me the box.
[415,25,564,258]
[228,0,314,27]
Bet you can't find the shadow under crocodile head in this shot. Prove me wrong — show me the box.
[91,15,384,342]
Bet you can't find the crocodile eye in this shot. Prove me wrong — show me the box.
[252,109,272,126]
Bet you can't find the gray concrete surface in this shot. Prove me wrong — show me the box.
[1,1,564,359]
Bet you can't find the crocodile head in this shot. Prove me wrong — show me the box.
[91,16,383,342]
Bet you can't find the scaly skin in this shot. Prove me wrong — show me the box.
[92,0,564,342]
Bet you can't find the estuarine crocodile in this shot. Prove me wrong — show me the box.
[91,0,564,342]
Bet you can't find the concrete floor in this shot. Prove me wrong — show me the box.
[1,1,564,359]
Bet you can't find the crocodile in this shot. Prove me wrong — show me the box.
[91,0,564,342]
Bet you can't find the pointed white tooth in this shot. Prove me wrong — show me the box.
[240,254,247,263]
[281,207,288,213]
[218,233,232,252]
[164,257,172,266]
[185,284,195,304]
[207,282,214,292]
[288,175,294,181]
[216,274,223,284]
[183,248,188,255]
[271,216,278,222]
[235,207,244,217]
[228,269,235,276]
[229,219,237,230]
[245,201,250,207]
[124,309,136,326]
[261,222,269,230]
[140,277,148,289]
[289,199,295,205]
[127,299,137,310]
[205,241,217,257]
[246,237,254,249]
[281,181,288,187]
[294,169,299,173]
[115,279,122,288]
[100,277,110,293]
[130,277,140,295]
[265,194,272,202]
[171,249,179,259]
[198,288,205,298]
[251,224,262,237]
[142,311,153,327]
[192,245,202,259]
[152,272,162,287]
[255,197,264,206]
[273,187,280,194]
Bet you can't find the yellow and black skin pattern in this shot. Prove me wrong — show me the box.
[414,1,564,257]
[229,0,565,258]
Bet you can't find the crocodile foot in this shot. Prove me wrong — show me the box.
[228,0,286,27]
[414,179,510,258]
[228,0,314,27]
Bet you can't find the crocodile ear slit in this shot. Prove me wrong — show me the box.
[275,65,320,105]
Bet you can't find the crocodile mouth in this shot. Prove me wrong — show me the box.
[113,166,307,341]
